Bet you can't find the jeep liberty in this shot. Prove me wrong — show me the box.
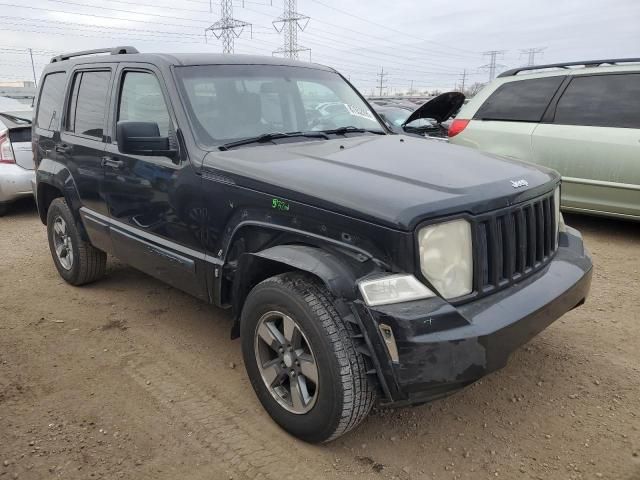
[33,47,593,442]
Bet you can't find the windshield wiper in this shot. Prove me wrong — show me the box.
[321,126,386,136]
[218,131,329,151]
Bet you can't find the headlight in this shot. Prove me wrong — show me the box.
[418,219,473,299]
[358,274,434,307]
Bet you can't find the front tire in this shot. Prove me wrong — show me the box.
[241,272,376,443]
[46,198,107,285]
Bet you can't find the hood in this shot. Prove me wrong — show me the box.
[202,135,558,231]
[403,92,465,125]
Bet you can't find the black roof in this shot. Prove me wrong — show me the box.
[47,46,333,72]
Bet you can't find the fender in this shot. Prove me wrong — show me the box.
[36,158,84,230]
[230,244,376,338]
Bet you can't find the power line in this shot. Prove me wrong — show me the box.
[481,50,506,81]
[272,0,310,60]
[520,47,546,66]
[205,0,252,54]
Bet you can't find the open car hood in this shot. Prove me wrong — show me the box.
[403,91,465,125]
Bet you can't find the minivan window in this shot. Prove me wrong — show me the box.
[474,76,565,122]
[68,71,111,139]
[36,72,67,131]
[118,71,171,137]
[175,64,384,147]
[554,74,640,129]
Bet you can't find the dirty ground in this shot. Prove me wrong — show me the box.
[1,199,639,480]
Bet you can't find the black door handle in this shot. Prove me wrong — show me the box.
[55,144,70,154]
[101,156,124,169]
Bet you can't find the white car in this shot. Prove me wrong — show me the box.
[0,97,34,216]
[448,59,640,220]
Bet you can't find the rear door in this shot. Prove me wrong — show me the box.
[102,64,207,299]
[455,76,565,162]
[531,72,640,217]
[59,66,114,218]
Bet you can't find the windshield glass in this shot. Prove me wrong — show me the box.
[380,107,412,126]
[175,65,384,147]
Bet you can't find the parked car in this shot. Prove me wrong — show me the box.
[449,58,640,221]
[375,92,465,138]
[0,97,34,215]
[34,47,592,443]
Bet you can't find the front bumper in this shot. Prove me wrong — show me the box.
[0,163,34,203]
[357,226,592,406]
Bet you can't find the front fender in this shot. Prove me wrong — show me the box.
[230,244,374,338]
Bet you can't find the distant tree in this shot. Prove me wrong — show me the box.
[464,82,486,97]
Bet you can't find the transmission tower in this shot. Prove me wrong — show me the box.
[376,67,388,96]
[481,50,506,81]
[520,47,546,66]
[458,69,468,92]
[273,0,310,60]
[205,0,252,54]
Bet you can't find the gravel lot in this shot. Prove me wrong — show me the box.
[1,198,639,480]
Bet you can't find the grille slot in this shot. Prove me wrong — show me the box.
[475,192,556,294]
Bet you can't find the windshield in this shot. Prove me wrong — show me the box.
[175,65,384,147]
[380,107,412,126]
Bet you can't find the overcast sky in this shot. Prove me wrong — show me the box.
[1,0,639,93]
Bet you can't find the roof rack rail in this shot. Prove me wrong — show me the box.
[498,58,640,78]
[50,46,139,63]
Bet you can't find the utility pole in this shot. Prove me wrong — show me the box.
[28,48,37,88]
[409,80,414,95]
[204,0,251,54]
[520,47,546,66]
[458,69,468,93]
[377,67,388,96]
[481,50,506,81]
[273,0,310,60]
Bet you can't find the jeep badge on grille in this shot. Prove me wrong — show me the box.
[511,179,529,188]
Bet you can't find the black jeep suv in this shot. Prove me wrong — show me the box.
[33,47,592,443]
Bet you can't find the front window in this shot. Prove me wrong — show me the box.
[175,65,384,147]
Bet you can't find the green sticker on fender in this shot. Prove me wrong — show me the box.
[272,198,290,211]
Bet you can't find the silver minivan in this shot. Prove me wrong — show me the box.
[449,59,640,221]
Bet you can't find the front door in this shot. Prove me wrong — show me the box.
[102,65,207,299]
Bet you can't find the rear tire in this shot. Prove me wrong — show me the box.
[0,203,9,217]
[241,272,376,443]
[46,198,107,285]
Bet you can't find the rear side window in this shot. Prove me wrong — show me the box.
[474,76,565,122]
[554,74,640,129]
[67,70,111,139]
[36,72,67,131]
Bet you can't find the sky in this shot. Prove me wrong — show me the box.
[1,0,639,94]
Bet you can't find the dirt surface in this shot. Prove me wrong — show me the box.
[1,198,639,480]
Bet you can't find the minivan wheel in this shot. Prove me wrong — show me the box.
[241,272,376,443]
[46,198,107,286]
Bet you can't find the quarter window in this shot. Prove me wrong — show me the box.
[474,76,565,122]
[36,72,67,131]
[118,71,171,137]
[68,71,111,139]
[554,74,640,129]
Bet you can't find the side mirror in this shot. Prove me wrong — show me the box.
[116,121,178,161]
